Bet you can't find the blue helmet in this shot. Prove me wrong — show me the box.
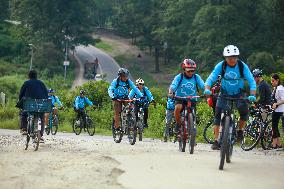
[48,88,54,93]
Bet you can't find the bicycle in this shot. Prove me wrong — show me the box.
[217,95,249,170]
[72,109,95,136]
[45,107,59,135]
[174,95,201,154]
[203,116,215,144]
[164,112,177,142]
[112,99,137,145]
[23,98,52,151]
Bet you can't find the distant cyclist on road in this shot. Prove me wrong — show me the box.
[168,58,205,133]
[108,68,143,130]
[73,90,93,126]
[129,78,156,129]
[204,45,256,150]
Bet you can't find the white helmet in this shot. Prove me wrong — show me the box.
[223,45,240,57]
[135,78,144,85]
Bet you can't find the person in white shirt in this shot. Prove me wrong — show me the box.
[271,74,284,149]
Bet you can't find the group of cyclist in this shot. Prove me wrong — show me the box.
[17,44,284,149]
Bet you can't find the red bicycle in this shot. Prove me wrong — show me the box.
[174,96,201,154]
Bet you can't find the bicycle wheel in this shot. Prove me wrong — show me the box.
[86,117,95,136]
[188,113,195,154]
[45,126,50,135]
[72,117,83,135]
[178,124,186,152]
[219,116,230,170]
[241,121,263,151]
[203,118,214,144]
[32,130,40,151]
[51,115,58,135]
[25,117,33,150]
[112,119,123,143]
[261,124,273,150]
[127,114,137,145]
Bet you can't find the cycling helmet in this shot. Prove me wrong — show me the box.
[48,88,54,93]
[223,45,240,57]
[80,90,86,95]
[252,68,263,77]
[181,59,196,70]
[117,68,129,77]
[136,78,144,85]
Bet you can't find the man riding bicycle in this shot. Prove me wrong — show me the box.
[108,68,143,130]
[129,78,156,129]
[168,58,205,133]
[204,45,256,150]
[44,89,63,129]
[73,90,93,126]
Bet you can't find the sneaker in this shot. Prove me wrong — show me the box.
[163,136,168,142]
[237,130,244,142]
[211,140,220,150]
[174,124,180,134]
[20,128,27,135]
[39,137,45,143]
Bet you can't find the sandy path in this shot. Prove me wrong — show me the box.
[0,129,283,189]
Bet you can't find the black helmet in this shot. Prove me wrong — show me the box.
[117,68,129,77]
[48,88,54,93]
[252,69,263,77]
[80,90,86,95]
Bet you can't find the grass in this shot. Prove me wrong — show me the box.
[95,41,113,53]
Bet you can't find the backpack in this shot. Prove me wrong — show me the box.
[221,60,244,78]
[115,78,130,89]
[175,73,199,93]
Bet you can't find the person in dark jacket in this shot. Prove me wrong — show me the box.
[18,70,48,139]
[252,69,272,106]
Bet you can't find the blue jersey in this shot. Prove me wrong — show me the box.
[166,98,175,110]
[205,60,256,95]
[108,78,143,99]
[48,95,62,107]
[170,73,205,97]
[74,96,93,109]
[129,86,154,102]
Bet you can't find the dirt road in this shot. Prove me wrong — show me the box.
[0,129,283,189]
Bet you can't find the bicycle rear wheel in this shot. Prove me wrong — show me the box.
[51,115,58,135]
[203,118,215,144]
[25,117,33,150]
[112,119,123,143]
[188,113,195,154]
[219,116,230,170]
[127,115,137,145]
[72,117,83,135]
[261,124,273,150]
[241,121,263,151]
[32,130,40,151]
[178,125,186,152]
[86,117,95,136]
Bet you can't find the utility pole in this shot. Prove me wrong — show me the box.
[64,35,70,83]
[29,44,35,70]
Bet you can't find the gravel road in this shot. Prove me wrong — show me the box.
[0,129,283,189]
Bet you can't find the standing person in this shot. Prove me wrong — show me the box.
[108,68,143,130]
[168,58,205,133]
[271,74,284,149]
[129,78,156,129]
[93,57,99,77]
[204,45,256,150]
[164,97,175,142]
[252,69,272,106]
[18,69,48,140]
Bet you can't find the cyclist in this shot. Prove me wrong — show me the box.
[17,69,48,139]
[168,58,205,134]
[204,45,256,150]
[129,78,156,129]
[44,89,63,129]
[108,68,143,130]
[252,69,272,106]
[73,90,93,127]
[164,97,175,142]
[271,74,284,149]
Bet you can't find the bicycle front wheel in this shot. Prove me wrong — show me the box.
[51,115,59,135]
[72,117,83,135]
[219,116,231,170]
[86,117,95,136]
[179,125,186,152]
[127,115,137,145]
[188,113,196,154]
[203,118,215,144]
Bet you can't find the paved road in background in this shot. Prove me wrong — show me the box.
[72,45,120,88]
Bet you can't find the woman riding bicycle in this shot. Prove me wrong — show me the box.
[204,45,257,150]
[168,58,205,134]
[128,78,156,129]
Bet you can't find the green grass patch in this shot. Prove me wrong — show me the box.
[95,41,113,53]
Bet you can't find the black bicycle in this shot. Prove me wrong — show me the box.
[72,109,95,136]
[112,99,137,145]
[203,116,215,144]
[23,98,52,151]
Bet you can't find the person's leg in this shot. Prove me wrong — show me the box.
[174,104,183,133]
[113,101,122,129]
[40,114,45,138]
[44,113,50,128]
[237,98,249,141]
[281,113,284,132]
[272,112,281,148]
[165,110,173,137]
[143,107,149,128]
[19,111,28,133]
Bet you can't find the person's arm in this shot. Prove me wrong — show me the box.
[108,79,116,98]
[19,81,27,100]
[145,87,154,102]
[41,81,48,99]
[196,74,205,92]
[75,97,79,109]
[55,96,63,107]
[243,63,256,96]
[169,74,181,94]
[128,89,135,99]
[129,80,143,98]
[205,62,223,90]
[85,97,93,106]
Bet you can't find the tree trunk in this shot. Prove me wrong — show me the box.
[155,47,160,72]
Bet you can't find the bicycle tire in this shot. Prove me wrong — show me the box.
[33,130,40,151]
[51,115,58,135]
[179,124,186,152]
[45,127,50,135]
[127,115,137,145]
[112,119,123,143]
[219,116,230,170]
[203,118,214,144]
[138,128,143,141]
[261,124,273,150]
[86,117,95,136]
[25,117,33,150]
[241,121,263,151]
[72,117,83,135]
[188,113,195,154]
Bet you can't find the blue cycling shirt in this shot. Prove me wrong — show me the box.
[48,95,62,107]
[74,96,93,109]
[128,86,154,102]
[108,78,143,99]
